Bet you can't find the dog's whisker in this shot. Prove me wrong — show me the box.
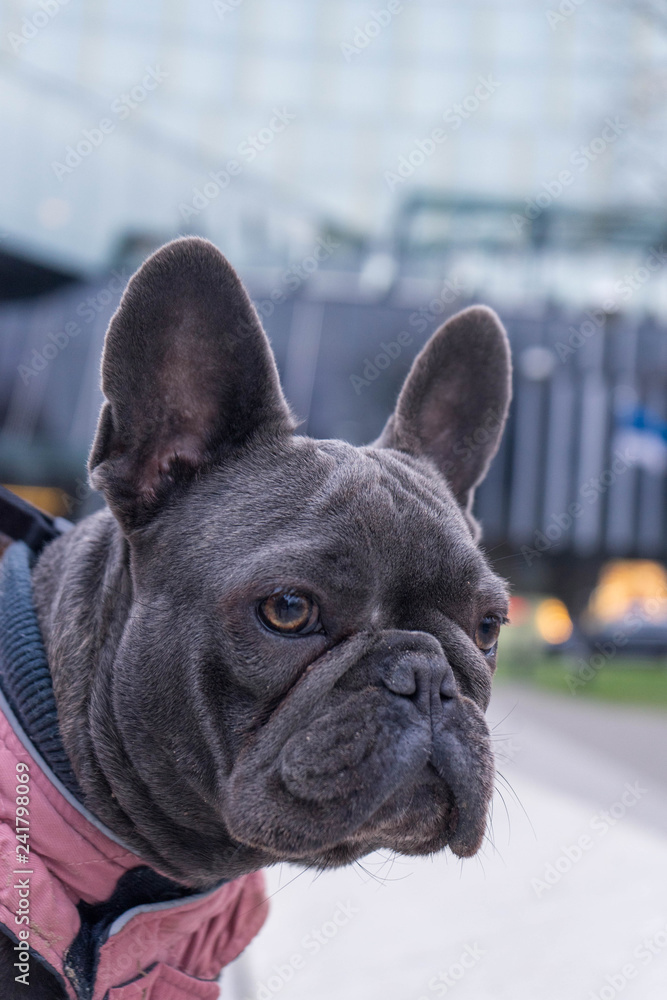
[492,785,513,844]
[490,702,521,732]
[495,771,537,840]
[480,828,501,864]
[264,863,317,903]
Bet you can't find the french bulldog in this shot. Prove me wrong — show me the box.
[0,237,511,998]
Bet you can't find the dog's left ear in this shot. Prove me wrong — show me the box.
[89,237,294,529]
[375,305,511,535]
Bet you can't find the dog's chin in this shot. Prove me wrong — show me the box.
[227,773,488,872]
[300,785,462,870]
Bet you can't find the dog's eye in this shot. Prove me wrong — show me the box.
[475,614,502,653]
[257,592,321,636]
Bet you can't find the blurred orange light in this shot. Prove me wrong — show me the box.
[587,560,667,624]
[535,598,573,645]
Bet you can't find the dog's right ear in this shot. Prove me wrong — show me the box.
[89,237,294,529]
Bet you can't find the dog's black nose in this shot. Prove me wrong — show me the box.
[382,650,457,709]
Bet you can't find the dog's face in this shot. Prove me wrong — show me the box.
[85,238,511,886]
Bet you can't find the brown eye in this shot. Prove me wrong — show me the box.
[475,615,502,653]
[257,592,321,636]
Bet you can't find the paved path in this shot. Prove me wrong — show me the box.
[223,684,667,1000]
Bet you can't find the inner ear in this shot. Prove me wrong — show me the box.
[89,237,294,529]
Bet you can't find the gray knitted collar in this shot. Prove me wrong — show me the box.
[0,541,82,797]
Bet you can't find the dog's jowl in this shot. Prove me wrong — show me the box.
[0,237,511,999]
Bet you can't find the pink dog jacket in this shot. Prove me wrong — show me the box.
[0,542,268,999]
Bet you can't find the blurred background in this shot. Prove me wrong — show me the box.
[1,1,667,997]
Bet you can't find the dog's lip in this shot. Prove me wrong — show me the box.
[447,804,460,839]
[446,797,487,858]
[424,759,488,859]
[225,764,484,863]
[295,788,463,865]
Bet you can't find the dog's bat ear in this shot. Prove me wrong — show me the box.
[374,305,512,536]
[89,237,295,529]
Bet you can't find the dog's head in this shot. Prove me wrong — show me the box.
[86,237,511,885]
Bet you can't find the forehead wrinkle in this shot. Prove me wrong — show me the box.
[361,454,507,602]
[302,449,394,559]
[362,447,457,517]
[301,447,488,600]
[306,443,454,528]
[366,454,482,575]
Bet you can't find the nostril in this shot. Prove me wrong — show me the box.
[375,635,458,708]
[440,676,457,701]
[382,653,456,703]
[383,662,417,697]
[439,672,458,701]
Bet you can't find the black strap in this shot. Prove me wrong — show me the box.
[0,484,73,553]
